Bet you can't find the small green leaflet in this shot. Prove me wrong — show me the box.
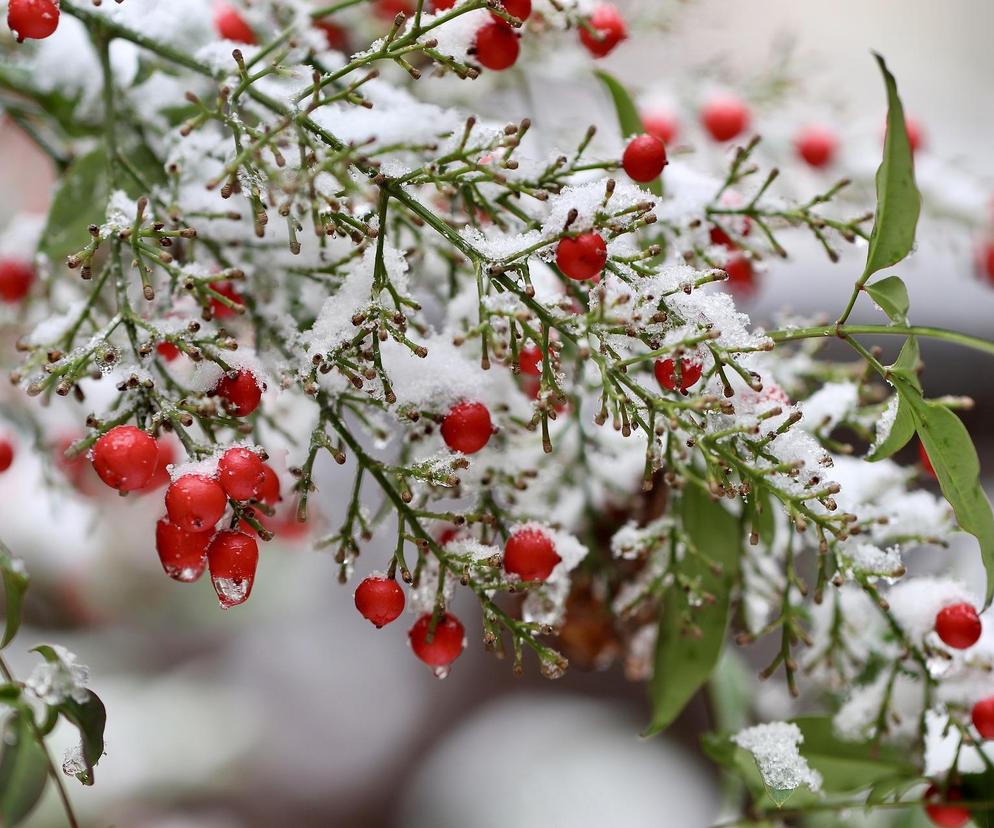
[593,69,663,197]
[0,711,49,827]
[0,541,28,649]
[865,275,910,324]
[644,485,740,736]
[859,54,921,286]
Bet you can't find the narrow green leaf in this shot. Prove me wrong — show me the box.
[893,377,994,606]
[39,145,109,268]
[865,275,910,324]
[0,542,29,649]
[645,486,740,735]
[859,54,921,285]
[0,711,49,826]
[593,69,663,197]
[57,690,106,786]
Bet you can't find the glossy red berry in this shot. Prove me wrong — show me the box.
[217,447,267,501]
[213,2,255,44]
[0,259,34,303]
[375,0,414,20]
[654,358,703,393]
[355,576,406,627]
[165,474,228,533]
[492,0,531,21]
[724,254,756,296]
[155,518,209,583]
[701,96,750,142]
[215,369,263,417]
[141,438,177,491]
[923,785,971,828]
[207,531,259,609]
[504,527,561,581]
[972,696,994,739]
[257,463,281,504]
[474,21,520,71]
[157,341,181,362]
[409,612,465,668]
[556,233,607,281]
[642,110,678,146]
[441,401,493,454]
[935,602,983,650]
[314,19,348,51]
[209,281,244,319]
[518,345,543,376]
[578,4,626,58]
[622,134,668,183]
[91,425,159,492]
[0,438,13,473]
[919,441,936,478]
[7,0,59,42]
[795,125,837,169]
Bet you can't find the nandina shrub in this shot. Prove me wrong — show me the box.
[1,1,994,825]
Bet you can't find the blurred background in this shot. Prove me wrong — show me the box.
[1,1,993,826]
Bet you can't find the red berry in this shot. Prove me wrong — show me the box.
[314,19,348,51]
[91,425,159,492]
[217,447,267,501]
[919,441,936,478]
[654,358,703,393]
[935,602,983,650]
[795,125,837,169]
[0,438,13,473]
[257,463,281,504]
[375,0,413,20]
[215,369,263,417]
[7,0,59,41]
[0,259,34,303]
[701,96,750,142]
[409,612,465,668]
[556,233,607,281]
[157,341,181,362]
[519,345,543,376]
[165,474,228,533]
[972,696,994,739]
[141,438,177,491]
[213,2,255,44]
[504,527,561,581]
[207,531,259,609]
[924,785,971,828]
[977,242,994,286]
[578,4,626,58]
[432,0,456,9]
[622,134,668,183]
[492,0,531,21]
[209,281,244,319]
[724,254,756,296]
[441,401,493,454]
[355,576,406,627]
[155,518,209,583]
[474,21,520,71]
[905,118,923,153]
[642,110,678,146]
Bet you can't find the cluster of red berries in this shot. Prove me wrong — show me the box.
[354,526,560,673]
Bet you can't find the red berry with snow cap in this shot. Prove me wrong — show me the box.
[701,96,750,142]
[7,0,59,42]
[218,447,267,501]
[207,530,259,609]
[474,21,520,71]
[556,233,607,281]
[654,358,703,393]
[0,438,13,473]
[409,612,465,668]
[441,401,492,454]
[923,785,971,828]
[795,125,837,169]
[91,425,159,492]
[355,576,406,628]
[155,518,209,583]
[0,259,34,303]
[213,2,255,44]
[972,696,994,740]
[166,474,228,533]
[578,4,626,58]
[504,527,561,582]
[622,134,668,183]
[215,369,263,417]
[935,602,982,650]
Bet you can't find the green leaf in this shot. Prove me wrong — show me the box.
[865,275,910,324]
[708,650,752,734]
[593,69,663,197]
[0,543,29,649]
[868,394,916,461]
[0,711,49,826]
[859,54,921,286]
[645,486,740,736]
[893,377,994,606]
[39,145,109,268]
[57,690,106,786]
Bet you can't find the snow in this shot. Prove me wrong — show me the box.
[25,645,91,706]
[732,722,822,794]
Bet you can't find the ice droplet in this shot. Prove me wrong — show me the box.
[62,743,85,777]
[164,563,205,583]
[212,576,252,609]
[432,665,450,680]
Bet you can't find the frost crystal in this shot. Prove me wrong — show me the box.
[25,645,90,706]
[732,722,822,795]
